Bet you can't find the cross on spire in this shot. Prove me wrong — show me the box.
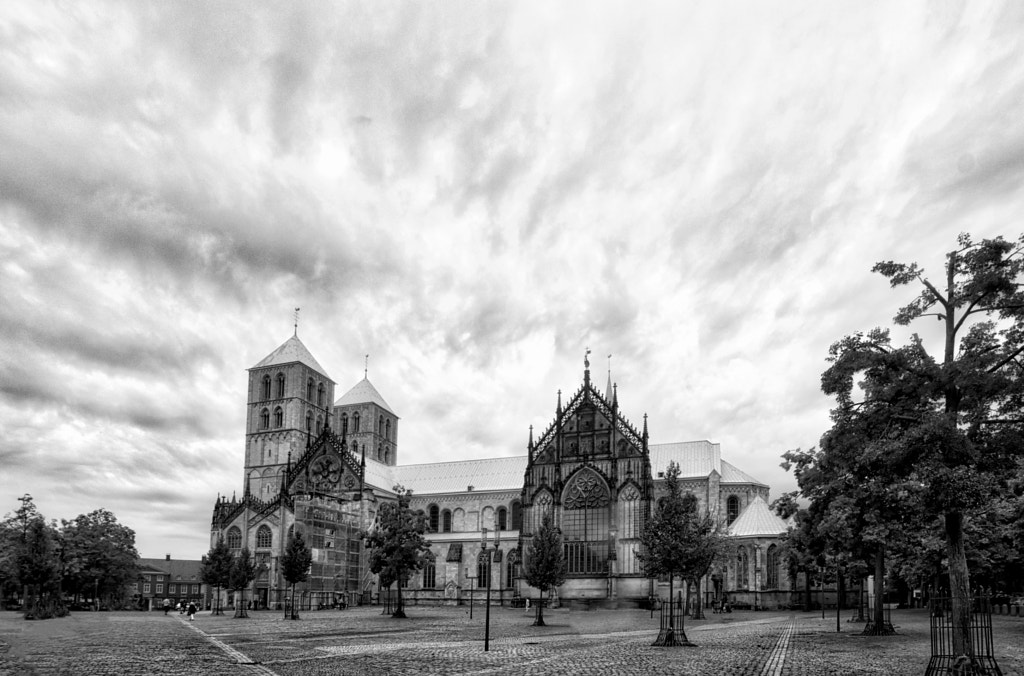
[293,307,300,336]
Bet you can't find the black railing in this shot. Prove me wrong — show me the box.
[925,594,1002,676]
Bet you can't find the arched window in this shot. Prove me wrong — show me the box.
[766,545,780,588]
[307,378,314,401]
[511,501,522,530]
[422,553,436,589]
[305,411,312,433]
[353,412,360,432]
[276,373,285,398]
[442,509,452,533]
[727,496,740,524]
[317,382,324,406]
[736,546,750,588]
[428,505,440,532]
[256,525,272,549]
[496,507,508,530]
[341,413,348,436]
[259,408,270,430]
[561,469,610,574]
[273,406,283,428]
[385,419,391,440]
[477,551,489,587]
[384,448,390,464]
[378,416,384,436]
[226,526,242,550]
[506,556,515,588]
[316,415,323,434]
[262,375,271,399]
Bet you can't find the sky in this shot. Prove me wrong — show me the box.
[2,1,1024,560]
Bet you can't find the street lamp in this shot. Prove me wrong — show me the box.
[484,527,501,652]
[607,526,617,599]
[465,566,475,620]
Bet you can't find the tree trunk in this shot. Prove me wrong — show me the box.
[945,511,973,656]
[863,548,894,635]
[393,578,406,618]
[234,588,249,618]
[533,590,545,626]
[858,575,866,621]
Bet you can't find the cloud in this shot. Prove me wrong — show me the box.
[2,1,1023,558]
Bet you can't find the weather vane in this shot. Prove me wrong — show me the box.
[584,347,591,369]
[293,307,300,335]
[364,354,369,379]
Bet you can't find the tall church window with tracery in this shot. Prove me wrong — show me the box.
[273,406,283,428]
[262,375,271,399]
[256,525,272,549]
[353,412,360,432]
[259,409,269,430]
[736,546,750,588]
[561,470,610,574]
[422,553,436,589]
[477,552,490,587]
[227,527,242,550]
[766,545,780,588]
[317,382,324,406]
[276,373,285,398]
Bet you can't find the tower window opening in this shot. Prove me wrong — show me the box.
[262,375,271,400]
[276,373,285,398]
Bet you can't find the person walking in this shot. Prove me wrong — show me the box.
[162,598,171,615]
[187,602,197,621]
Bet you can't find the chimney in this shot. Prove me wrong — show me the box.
[165,554,171,561]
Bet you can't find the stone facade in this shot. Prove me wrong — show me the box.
[211,335,793,610]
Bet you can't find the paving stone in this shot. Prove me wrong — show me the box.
[0,607,1022,675]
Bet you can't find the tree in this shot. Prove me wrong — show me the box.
[822,233,1024,655]
[280,531,312,620]
[200,537,233,616]
[362,485,431,619]
[17,517,64,619]
[60,509,139,610]
[637,461,722,646]
[1,495,65,620]
[522,512,565,627]
[229,547,258,619]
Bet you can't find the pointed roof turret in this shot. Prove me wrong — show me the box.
[251,335,331,380]
[728,496,790,537]
[336,377,397,416]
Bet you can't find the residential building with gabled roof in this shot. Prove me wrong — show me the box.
[211,334,794,612]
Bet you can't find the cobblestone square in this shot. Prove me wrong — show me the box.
[1,607,1022,675]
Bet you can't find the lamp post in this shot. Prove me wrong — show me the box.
[465,566,475,620]
[484,527,500,652]
[607,526,617,600]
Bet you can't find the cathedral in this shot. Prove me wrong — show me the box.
[211,334,794,610]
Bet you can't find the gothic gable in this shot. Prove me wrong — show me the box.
[285,427,364,497]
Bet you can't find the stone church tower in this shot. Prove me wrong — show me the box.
[243,333,336,499]
[333,376,399,466]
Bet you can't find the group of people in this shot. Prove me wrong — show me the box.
[161,598,198,620]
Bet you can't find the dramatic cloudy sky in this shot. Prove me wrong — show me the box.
[2,2,1023,559]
